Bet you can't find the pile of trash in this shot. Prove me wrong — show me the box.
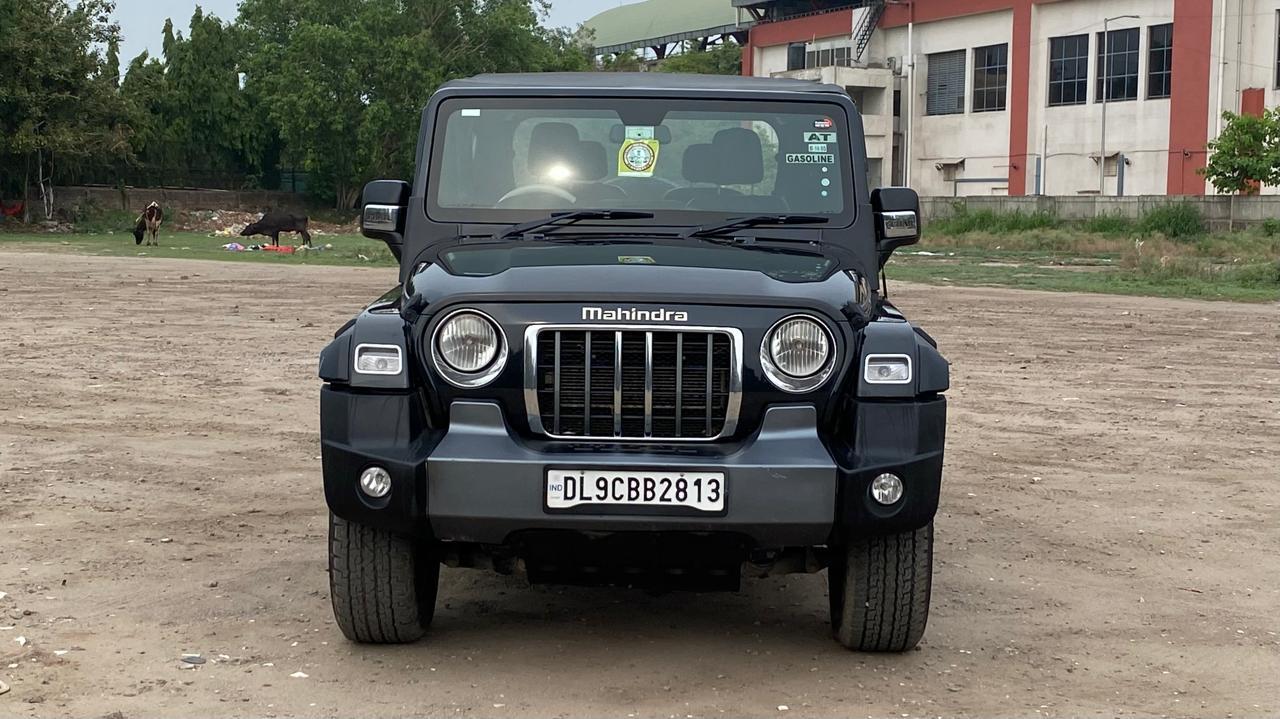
[221,242,334,255]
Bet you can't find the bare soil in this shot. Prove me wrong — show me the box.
[0,250,1276,718]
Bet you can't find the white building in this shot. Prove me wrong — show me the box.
[740,0,1279,196]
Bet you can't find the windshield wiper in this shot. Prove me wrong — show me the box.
[496,210,655,240]
[681,214,829,240]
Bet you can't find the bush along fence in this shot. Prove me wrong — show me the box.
[920,196,1280,232]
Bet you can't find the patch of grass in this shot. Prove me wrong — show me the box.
[928,204,1059,235]
[0,231,397,266]
[887,252,1280,302]
[1138,203,1206,239]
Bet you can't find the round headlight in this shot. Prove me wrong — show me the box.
[769,317,831,377]
[436,311,499,372]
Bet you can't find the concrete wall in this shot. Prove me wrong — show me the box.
[56,186,313,214]
[920,194,1280,230]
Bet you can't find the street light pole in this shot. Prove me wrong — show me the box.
[1100,14,1139,195]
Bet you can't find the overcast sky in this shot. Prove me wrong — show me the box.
[112,0,611,67]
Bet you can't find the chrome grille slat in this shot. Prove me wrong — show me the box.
[527,324,741,442]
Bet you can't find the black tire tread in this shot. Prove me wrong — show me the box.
[832,522,933,652]
[329,513,437,643]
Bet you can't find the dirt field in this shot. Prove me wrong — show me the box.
[1,249,1276,719]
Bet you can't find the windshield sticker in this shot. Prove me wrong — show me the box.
[814,117,834,129]
[803,131,837,144]
[460,108,480,117]
[808,143,829,153]
[618,138,660,177]
[618,255,656,265]
[625,126,655,140]
[785,153,835,165]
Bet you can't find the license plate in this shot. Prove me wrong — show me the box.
[546,470,726,512]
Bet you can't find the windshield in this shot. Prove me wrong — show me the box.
[426,98,853,224]
[439,242,838,283]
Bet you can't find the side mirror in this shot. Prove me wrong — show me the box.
[870,187,921,267]
[361,179,411,261]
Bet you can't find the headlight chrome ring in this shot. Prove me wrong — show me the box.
[430,308,508,388]
[759,314,837,393]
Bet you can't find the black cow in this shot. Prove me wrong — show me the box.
[133,202,163,246]
[240,211,312,247]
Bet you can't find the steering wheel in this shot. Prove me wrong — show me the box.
[496,184,577,208]
[606,176,679,192]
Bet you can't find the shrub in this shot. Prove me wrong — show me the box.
[1261,218,1280,237]
[1140,203,1206,239]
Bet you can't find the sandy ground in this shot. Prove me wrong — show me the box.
[0,249,1277,719]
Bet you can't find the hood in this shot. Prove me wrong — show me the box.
[406,261,865,322]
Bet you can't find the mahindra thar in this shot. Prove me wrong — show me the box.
[319,73,948,652]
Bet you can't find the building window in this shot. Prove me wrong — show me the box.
[1148,24,1173,98]
[926,49,967,115]
[805,44,854,69]
[1096,27,1140,102]
[1275,11,1279,88]
[972,43,1008,112]
[1048,34,1090,106]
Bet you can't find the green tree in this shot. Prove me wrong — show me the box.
[1201,109,1280,195]
[238,0,588,207]
[0,0,130,219]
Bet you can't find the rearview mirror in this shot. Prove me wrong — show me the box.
[870,187,921,267]
[361,179,411,260]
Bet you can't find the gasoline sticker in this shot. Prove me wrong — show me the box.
[785,153,835,165]
[803,131,837,144]
[619,138,660,177]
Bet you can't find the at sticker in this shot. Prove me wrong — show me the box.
[618,138,660,177]
[804,131,837,144]
[785,153,835,165]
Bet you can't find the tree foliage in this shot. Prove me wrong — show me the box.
[1201,110,1280,195]
[237,0,589,207]
[0,0,130,218]
[656,41,741,76]
[1,0,590,215]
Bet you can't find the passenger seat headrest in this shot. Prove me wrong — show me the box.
[712,128,764,185]
[681,144,717,184]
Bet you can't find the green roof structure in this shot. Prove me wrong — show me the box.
[583,0,753,54]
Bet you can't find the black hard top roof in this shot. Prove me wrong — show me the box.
[441,72,846,96]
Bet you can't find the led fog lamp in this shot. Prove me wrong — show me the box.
[359,466,392,499]
[436,312,499,372]
[354,344,403,375]
[871,473,904,505]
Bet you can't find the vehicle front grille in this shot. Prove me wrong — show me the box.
[527,327,740,440]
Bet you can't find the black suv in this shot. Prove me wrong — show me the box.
[319,73,948,652]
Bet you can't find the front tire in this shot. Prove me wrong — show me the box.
[829,522,933,652]
[328,513,439,643]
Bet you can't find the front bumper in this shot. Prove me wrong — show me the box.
[321,387,945,547]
